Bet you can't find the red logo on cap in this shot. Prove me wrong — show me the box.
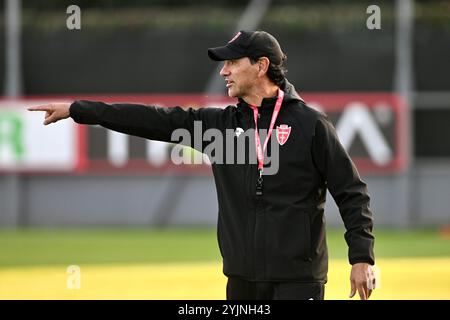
[228,32,242,43]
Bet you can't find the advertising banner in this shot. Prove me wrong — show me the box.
[0,94,407,175]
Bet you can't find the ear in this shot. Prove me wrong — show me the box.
[257,57,270,77]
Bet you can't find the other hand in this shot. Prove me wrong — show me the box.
[349,263,376,300]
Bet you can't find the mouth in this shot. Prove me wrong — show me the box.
[225,80,234,88]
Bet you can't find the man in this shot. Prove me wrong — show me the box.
[28,30,375,300]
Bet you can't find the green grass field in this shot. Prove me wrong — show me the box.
[0,227,449,299]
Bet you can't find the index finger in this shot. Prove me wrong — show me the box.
[27,104,52,112]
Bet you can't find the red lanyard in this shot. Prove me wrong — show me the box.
[249,89,285,176]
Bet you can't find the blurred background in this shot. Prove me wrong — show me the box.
[0,0,449,299]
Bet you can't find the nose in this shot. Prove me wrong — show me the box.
[220,62,230,77]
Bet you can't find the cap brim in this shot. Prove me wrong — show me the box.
[208,46,245,61]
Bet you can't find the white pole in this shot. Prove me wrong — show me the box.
[5,0,23,97]
[4,0,23,228]
[394,0,415,226]
[395,0,414,106]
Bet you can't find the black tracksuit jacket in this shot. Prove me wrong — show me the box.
[70,79,375,283]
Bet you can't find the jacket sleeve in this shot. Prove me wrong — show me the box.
[312,115,375,266]
[69,100,224,150]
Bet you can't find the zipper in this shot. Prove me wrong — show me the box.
[245,107,267,279]
[243,111,258,279]
[254,111,266,278]
[250,138,259,278]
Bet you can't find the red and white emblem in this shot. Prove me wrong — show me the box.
[276,124,291,145]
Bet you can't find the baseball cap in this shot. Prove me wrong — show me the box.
[208,30,286,65]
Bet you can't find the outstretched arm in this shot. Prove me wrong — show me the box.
[28,100,224,149]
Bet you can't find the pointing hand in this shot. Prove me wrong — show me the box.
[28,102,71,125]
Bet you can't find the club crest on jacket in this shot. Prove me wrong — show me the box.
[276,124,291,145]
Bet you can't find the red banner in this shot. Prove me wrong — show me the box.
[9,93,408,175]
